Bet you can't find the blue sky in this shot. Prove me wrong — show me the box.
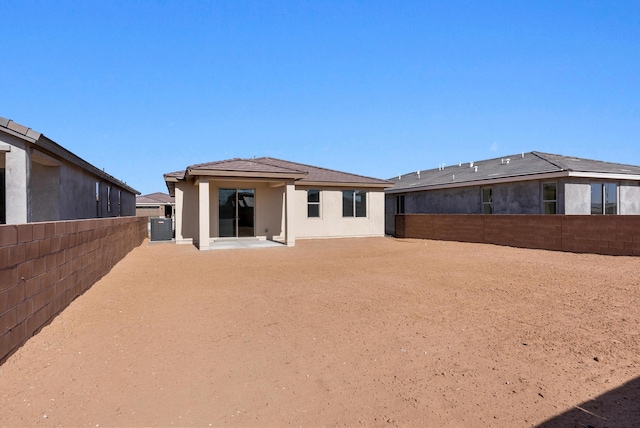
[3,1,639,195]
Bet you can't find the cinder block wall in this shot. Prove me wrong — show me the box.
[0,216,147,363]
[396,214,640,256]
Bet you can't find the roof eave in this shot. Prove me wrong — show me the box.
[298,180,391,189]
[567,171,640,180]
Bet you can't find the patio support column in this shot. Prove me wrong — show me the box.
[174,185,184,243]
[198,178,210,250]
[285,181,295,247]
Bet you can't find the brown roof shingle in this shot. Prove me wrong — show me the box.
[165,157,391,186]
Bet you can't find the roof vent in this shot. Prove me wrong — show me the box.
[522,152,525,158]
[506,158,510,164]
[501,158,504,164]
[459,161,462,167]
[417,170,421,178]
[470,162,474,168]
[474,166,478,172]
[398,174,402,180]
[452,174,455,180]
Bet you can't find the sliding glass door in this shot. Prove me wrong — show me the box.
[218,188,255,238]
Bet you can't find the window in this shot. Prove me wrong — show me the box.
[96,182,101,217]
[396,195,405,214]
[342,190,367,217]
[482,187,493,214]
[591,183,617,215]
[542,182,557,214]
[307,189,320,218]
[107,186,112,213]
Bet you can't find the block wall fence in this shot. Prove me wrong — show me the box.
[395,214,640,256]
[0,216,147,363]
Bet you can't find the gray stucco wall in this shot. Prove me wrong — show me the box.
[1,135,137,224]
[563,180,591,214]
[386,177,640,225]
[31,161,61,221]
[408,186,482,214]
[492,181,541,214]
[384,195,395,235]
[2,135,28,224]
[620,182,640,214]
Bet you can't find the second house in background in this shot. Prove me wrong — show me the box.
[385,151,640,235]
[164,157,391,250]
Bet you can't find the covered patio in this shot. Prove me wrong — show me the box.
[164,157,390,250]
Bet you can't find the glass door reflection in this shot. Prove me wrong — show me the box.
[218,188,255,238]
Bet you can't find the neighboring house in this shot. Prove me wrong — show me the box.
[0,117,139,224]
[385,151,640,235]
[164,157,390,250]
[136,192,175,218]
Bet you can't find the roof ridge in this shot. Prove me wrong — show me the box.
[532,151,640,171]
[259,156,389,183]
[530,151,567,171]
[187,158,244,170]
[252,157,310,174]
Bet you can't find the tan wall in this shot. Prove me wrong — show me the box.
[175,183,199,244]
[174,179,386,243]
[136,206,165,218]
[206,180,286,241]
[0,216,147,363]
[395,214,640,256]
[295,187,386,239]
[175,180,287,244]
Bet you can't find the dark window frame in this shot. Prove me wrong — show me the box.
[591,182,618,215]
[307,189,320,218]
[481,187,493,214]
[342,190,367,218]
[396,195,405,214]
[542,182,557,214]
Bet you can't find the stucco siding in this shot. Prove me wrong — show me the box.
[59,163,98,220]
[1,134,137,224]
[492,181,540,214]
[409,187,481,214]
[564,180,592,214]
[31,161,61,221]
[384,195,396,235]
[295,186,385,239]
[175,182,198,243]
[204,180,286,241]
[620,182,640,214]
[2,135,28,224]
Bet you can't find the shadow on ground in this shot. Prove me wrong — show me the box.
[537,376,640,428]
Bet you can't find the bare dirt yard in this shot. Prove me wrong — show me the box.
[1,237,639,427]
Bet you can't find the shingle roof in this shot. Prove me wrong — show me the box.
[389,151,640,192]
[257,157,390,185]
[136,192,175,204]
[165,157,391,186]
[188,158,308,176]
[535,152,640,174]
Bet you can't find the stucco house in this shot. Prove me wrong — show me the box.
[164,157,390,250]
[136,192,175,218]
[385,151,640,235]
[0,116,139,225]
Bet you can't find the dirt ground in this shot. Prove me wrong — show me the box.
[1,237,639,427]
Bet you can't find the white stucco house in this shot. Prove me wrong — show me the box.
[0,116,139,224]
[164,157,391,250]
